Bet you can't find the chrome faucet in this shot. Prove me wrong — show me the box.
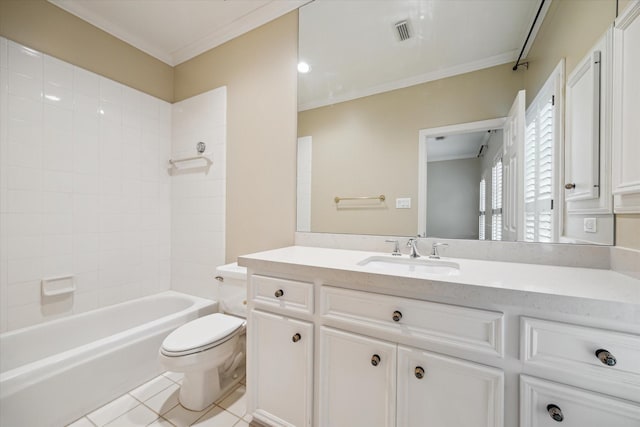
[385,239,402,256]
[429,242,449,259]
[407,237,421,258]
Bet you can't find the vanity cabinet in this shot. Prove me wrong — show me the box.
[612,1,640,213]
[520,375,640,426]
[241,246,640,427]
[247,276,315,427]
[396,345,503,427]
[319,327,397,427]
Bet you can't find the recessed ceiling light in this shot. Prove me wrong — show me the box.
[297,61,311,73]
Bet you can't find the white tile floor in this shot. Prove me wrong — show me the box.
[67,372,252,427]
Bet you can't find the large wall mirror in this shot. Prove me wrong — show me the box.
[296,0,616,245]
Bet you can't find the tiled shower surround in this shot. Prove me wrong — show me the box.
[0,37,227,332]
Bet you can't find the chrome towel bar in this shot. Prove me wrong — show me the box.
[334,195,386,203]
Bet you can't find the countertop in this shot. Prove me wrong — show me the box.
[238,246,640,325]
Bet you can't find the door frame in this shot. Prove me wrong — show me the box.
[418,117,507,237]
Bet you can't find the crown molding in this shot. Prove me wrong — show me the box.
[49,0,309,67]
[298,50,518,112]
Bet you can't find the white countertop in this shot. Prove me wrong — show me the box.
[238,246,640,308]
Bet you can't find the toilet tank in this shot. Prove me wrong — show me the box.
[215,262,247,318]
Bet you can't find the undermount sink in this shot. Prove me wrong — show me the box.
[357,255,460,275]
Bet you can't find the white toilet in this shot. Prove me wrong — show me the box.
[159,263,247,411]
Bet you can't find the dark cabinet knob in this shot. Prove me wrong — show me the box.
[274,289,284,298]
[595,349,617,366]
[565,183,576,189]
[371,354,381,366]
[547,404,563,422]
[392,311,403,322]
[292,333,301,343]
[414,366,425,379]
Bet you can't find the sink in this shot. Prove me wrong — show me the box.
[357,256,460,275]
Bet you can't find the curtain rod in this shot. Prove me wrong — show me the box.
[513,0,547,71]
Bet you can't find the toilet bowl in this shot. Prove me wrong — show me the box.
[159,263,248,411]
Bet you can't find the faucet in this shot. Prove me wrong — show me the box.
[385,239,402,256]
[407,237,421,258]
[429,242,449,259]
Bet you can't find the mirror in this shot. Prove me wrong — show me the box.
[297,0,615,244]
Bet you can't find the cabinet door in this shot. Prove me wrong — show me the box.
[248,310,313,427]
[612,2,640,212]
[397,345,504,427]
[319,327,396,427]
[564,49,601,203]
[520,375,640,427]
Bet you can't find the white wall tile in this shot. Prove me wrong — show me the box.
[8,257,42,284]
[44,55,73,89]
[43,234,73,256]
[7,189,42,213]
[170,88,226,299]
[73,67,99,98]
[8,166,42,191]
[7,236,42,259]
[1,40,172,331]
[8,41,42,78]
[7,71,41,101]
[7,280,40,307]
[0,37,8,70]
[43,170,73,193]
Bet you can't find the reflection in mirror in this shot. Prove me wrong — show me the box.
[425,128,504,241]
[297,0,617,245]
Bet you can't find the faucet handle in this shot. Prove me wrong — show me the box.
[430,242,448,259]
[385,239,402,256]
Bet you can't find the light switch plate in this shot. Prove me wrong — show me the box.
[584,217,597,233]
[396,198,411,209]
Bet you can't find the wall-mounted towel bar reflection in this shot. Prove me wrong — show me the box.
[168,155,212,167]
[334,195,386,204]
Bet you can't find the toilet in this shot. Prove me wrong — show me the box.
[159,263,247,411]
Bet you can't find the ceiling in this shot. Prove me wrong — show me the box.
[48,0,548,109]
[48,0,309,66]
[427,130,494,163]
[298,0,549,110]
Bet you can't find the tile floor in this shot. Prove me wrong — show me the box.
[67,372,252,427]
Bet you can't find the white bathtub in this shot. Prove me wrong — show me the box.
[0,291,217,427]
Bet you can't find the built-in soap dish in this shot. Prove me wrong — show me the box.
[41,276,75,297]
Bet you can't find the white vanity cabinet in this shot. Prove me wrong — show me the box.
[520,375,640,426]
[612,1,640,213]
[396,345,503,427]
[247,276,314,427]
[241,246,640,427]
[319,327,397,427]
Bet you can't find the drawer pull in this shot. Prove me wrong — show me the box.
[414,366,425,379]
[292,333,301,343]
[371,354,381,366]
[595,349,617,366]
[274,289,284,298]
[392,310,403,322]
[546,404,563,422]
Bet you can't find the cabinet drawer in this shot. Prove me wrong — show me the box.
[520,375,640,427]
[249,275,314,315]
[521,317,640,390]
[321,286,503,357]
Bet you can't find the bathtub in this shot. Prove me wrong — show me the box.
[0,291,217,427]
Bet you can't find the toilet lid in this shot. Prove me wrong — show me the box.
[162,313,244,354]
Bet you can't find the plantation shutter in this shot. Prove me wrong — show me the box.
[524,91,555,242]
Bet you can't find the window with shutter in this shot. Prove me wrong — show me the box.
[479,178,486,240]
[524,83,556,242]
[491,158,503,241]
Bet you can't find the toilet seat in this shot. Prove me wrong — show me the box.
[161,313,245,357]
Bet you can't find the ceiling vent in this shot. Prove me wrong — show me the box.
[395,20,411,41]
